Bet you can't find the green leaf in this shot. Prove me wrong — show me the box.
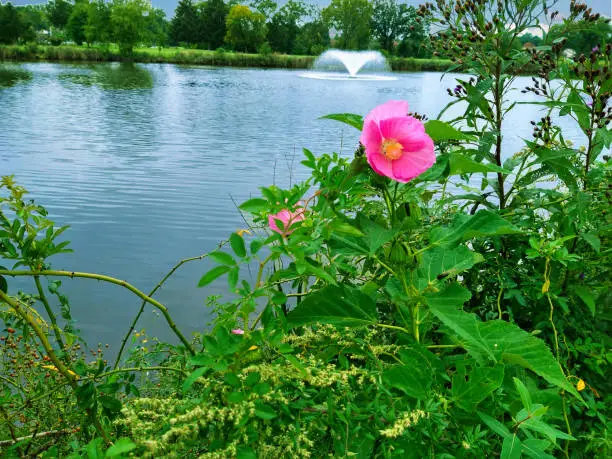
[513,377,533,412]
[425,283,493,362]
[479,321,580,398]
[228,267,239,291]
[236,447,257,459]
[198,265,231,287]
[99,395,122,413]
[580,233,600,253]
[230,233,247,258]
[519,417,575,442]
[431,210,522,247]
[522,439,555,459]
[427,284,580,398]
[254,402,278,420]
[449,152,511,175]
[574,286,595,316]
[105,438,137,458]
[250,239,265,255]
[477,411,511,437]
[320,113,363,131]
[424,120,475,142]
[415,246,484,291]
[501,434,522,459]
[209,251,236,266]
[287,285,377,327]
[239,198,268,213]
[383,347,440,400]
[452,365,504,411]
[0,275,6,294]
[182,367,208,392]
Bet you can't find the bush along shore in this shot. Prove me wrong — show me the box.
[0,44,453,72]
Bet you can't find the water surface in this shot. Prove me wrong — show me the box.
[0,62,583,349]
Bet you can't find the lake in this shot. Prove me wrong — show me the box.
[0,62,582,350]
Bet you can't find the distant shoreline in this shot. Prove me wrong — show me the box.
[0,45,453,72]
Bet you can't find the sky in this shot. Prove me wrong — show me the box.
[9,0,612,20]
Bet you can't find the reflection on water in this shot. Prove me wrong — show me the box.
[0,65,32,88]
[0,62,585,349]
[58,63,153,90]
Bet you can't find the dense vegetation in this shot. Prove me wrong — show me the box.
[1,0,608,59]
[1,0,611,457]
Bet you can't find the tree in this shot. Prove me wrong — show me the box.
[201,0,228,49]
[67,0,90,45]
[396,6,430,58]
[370,0,412,53]
[224,5,267,52]
[170,0,201,45]
[249,0,277,20]
[19,5,50,35]
[46,0,73,31]
[110,0,151,55]
[146,8,169,49]
[267,0,309,53]
[322,0,372,50]
[547,21,611,55]
[0,3,24,44]
[293,19,330,55]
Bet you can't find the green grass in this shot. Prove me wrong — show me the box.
[0,44,453,72]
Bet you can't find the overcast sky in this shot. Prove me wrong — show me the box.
[9,0,612,20]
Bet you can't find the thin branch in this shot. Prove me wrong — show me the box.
[0,270,195,355]
[0,428,72,447]
[114,243,228,368]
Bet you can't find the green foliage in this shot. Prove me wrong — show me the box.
[109,0,151,55]
[0,3,25,45]
[322,0,373,50]
[224,4,267,53]
[1,1,611,456]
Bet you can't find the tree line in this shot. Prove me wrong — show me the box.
[0,0,431,57]
[0,0,608,57]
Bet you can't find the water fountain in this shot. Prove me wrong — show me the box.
[300,49,396,81]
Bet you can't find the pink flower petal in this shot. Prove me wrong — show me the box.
[391,136,435,182]
[360,119,382,155]
[367,153,394,178]
[363,100,409,126]
[231,329,244,335]
[380,116,427,151]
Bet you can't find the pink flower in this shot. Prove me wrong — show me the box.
[268,206,305,236]
[231,329,244,335]
[360,100,435,183]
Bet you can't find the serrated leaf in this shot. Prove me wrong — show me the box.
[452,365,504,411]
[320,113,363,131]
[415,246,484,291]
[287,285,377,327]
[198,266,231,287]
[431,210,522,247]
[383,347,440,400]
[427,284,580,398]
[580,233,600,253]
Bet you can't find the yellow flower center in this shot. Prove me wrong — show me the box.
[381,139,404,160]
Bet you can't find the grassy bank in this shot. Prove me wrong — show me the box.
[0,44,453,72]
